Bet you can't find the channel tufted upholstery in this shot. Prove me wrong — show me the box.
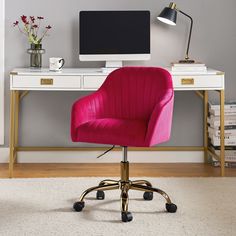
[71,67,174,147]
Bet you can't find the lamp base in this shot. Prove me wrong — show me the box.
[178,59,195,64]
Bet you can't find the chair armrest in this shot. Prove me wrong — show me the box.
[145,92,174,146]
[71,90,105,141]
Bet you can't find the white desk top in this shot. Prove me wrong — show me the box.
[11,67,223,76]
[10,67,224,91]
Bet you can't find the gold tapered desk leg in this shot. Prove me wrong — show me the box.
[204,91,209,163]
[9,90,17,178]
[220,90,225,177]
[14,91,20,163]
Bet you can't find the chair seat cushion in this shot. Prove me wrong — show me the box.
[74,118,148,147]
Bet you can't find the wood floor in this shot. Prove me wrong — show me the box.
[0,163,236,178]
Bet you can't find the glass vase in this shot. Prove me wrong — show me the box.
[27,44,45,68]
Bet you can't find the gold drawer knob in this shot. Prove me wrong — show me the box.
[181,78,194,85]
[41,78,53,85]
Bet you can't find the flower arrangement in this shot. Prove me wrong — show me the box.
[13,15,52,45]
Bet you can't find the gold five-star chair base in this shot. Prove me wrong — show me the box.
[73,147,177,222]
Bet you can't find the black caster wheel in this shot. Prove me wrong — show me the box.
[96,190,105,200]
[166,203,177,213]
[73,201,85,212]
[121,211,133,222]
[143,192,153,200]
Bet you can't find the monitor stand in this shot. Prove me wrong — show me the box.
[102,61,123,74]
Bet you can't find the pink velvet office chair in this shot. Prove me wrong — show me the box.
[71,67,177,222]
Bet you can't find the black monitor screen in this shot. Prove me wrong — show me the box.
[79,11,150,55]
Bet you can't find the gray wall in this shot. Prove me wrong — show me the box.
[3,0,236,147]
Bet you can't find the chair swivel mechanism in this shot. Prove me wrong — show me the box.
[71,67,177,222]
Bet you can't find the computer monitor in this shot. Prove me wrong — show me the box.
[79,11,150,69]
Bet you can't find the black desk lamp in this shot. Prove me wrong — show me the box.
[157,2,195,63]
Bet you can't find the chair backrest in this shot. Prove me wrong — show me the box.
[98,67,173,121]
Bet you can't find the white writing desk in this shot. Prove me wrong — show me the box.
[9,68,225,177]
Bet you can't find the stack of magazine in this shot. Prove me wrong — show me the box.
[171,62,207,74]
[208,101,236,167]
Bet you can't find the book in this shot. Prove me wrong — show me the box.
[210,144,236,150]
[171,71,208,75]
[209,108,236,116]
[207,117,236,127]
[208,126,236,136]
[210,147,236,160]
[209,133,236,140]
[210,156,236,167]
[209,138,236,146]
[171,67,207,72]
[208,114,236,121]
[171,62,207,73]
[209,101,236,110]
[171,62,206,67]
[213,154,236,162]
[211,161,236,168]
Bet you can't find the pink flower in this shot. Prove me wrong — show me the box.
[30,16,35,23]
[13,15,52,44]
[13,21,19,27]
[21,15,27,24]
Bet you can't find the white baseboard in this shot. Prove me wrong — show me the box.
[0,148,204,163]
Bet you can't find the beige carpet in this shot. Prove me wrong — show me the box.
[0,177,236,236]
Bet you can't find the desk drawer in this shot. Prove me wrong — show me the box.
[12,75,81,89]
[83,75,107,89]
[173,75,223,89]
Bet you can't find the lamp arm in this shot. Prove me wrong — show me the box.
[178,10,193,60]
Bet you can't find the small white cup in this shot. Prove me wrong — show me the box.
[49,57,65,71]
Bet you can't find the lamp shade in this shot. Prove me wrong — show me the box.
[157,7,177,26]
